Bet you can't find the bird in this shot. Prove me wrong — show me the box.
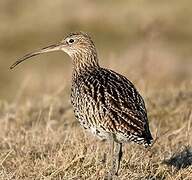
[10,32,153,179]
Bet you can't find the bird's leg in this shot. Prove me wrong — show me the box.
[111,139,116,174]
[99,139,107,165]
[114,142,122,176]
[105,138,115,180]
[101,152,107,164]
[107,141,123,179]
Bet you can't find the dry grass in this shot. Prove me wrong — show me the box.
[1,1,192,180]
[0,82,192,180]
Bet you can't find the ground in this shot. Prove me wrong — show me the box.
[0,1,192,179]
[1,81,192,180]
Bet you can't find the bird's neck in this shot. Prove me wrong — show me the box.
[72,51,100,80]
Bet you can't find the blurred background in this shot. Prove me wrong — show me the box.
[0,0,192,101]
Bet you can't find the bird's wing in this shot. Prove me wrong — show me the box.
[80,68,152,143]
[103,69,147,133]
[97,69,151,141]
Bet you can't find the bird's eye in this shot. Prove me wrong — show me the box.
[68,39,74,44]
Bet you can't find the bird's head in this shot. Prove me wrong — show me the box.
[61,32,97,58]
[10,32,98,70]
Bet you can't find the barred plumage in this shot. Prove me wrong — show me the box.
[71,68,152,146]
[10,32,153,179]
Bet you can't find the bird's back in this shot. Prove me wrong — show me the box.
[71,67,153,146]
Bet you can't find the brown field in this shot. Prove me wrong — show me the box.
[0,1,192,179]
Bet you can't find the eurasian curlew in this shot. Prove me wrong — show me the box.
[10,32,153,179]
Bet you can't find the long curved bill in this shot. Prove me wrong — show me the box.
[10,43,62,69]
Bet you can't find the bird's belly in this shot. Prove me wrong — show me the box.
[89,126,110,140]
[73,109,109,140]
[71,96,109,140]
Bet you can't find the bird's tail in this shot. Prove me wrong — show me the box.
[143,123,153,147]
